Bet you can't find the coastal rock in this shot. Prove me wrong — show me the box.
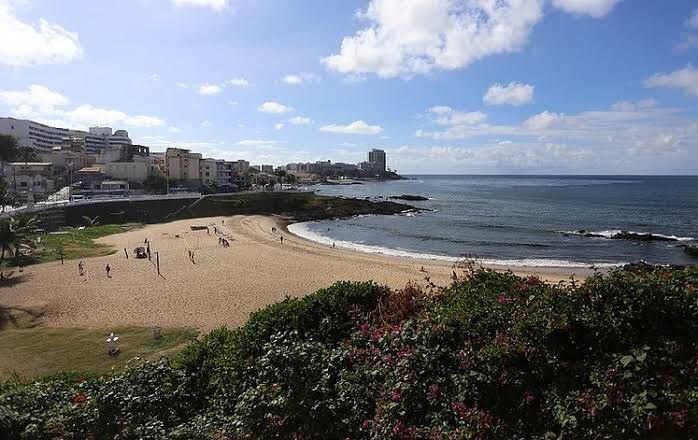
[612,232,675,242]
[389,194,429,201]
[683,245,698,258]
[575,230,678,242]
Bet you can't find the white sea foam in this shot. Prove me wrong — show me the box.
[288,222,622,268]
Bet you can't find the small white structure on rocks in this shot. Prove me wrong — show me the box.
[105,332,120,355]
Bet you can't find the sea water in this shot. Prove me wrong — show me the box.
[289,175,698,267]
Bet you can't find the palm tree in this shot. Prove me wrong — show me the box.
[0,215,38,268]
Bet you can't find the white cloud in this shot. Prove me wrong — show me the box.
[688,9,698,30]
[677,10,698,51]
[168,126,181,133]
[550,0,621,18]
[228,100,239,105]
[483,82,534,106]
[236,139,281,147]
[320,120,383,135]
[288,116,312,125]
[426,106,487,126]
[523,110,565,130]
[176,82,190,89]
[150,73,161,81]
[282,73,321,85]
[198,83,222,95]
[610,99,656,112]
[257,101,295,114]
[322,0,544,78]
[171,0,229,11]
[414,102,696,165]
[227,77,249,87]
[200,120,213,127]
[645,65,698,97]
[0,84,165,129]
[0,0,83,67]
[274,123,285,131]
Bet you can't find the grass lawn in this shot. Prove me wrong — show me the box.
[0,325,198,380]
[7,223,143,267]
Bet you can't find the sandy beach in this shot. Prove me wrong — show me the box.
[2,216,590,331]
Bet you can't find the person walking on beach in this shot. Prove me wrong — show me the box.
[280,235,284,244]
[78,260,84,276]
[105,264,111,278]
[332,243,335,249]
[191,250,195,263]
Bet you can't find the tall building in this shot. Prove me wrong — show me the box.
[200,158,231,186]
[165,147,202,183]
[0,117,132,154]
[368,148,386,172]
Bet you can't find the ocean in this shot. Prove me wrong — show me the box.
[288,175,698,268]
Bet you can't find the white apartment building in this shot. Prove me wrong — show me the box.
[105,156,160,183]
[0,117,132,154]
[165,148,202,184]
[200,158,231,187]
[229,159,250,174]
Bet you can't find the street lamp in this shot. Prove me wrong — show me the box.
[66,159,74,202]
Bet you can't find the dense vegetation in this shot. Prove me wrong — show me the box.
[0,265,696,439]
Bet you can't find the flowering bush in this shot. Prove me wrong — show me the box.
[1,268,697,438]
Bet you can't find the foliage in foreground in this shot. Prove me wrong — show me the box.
[0,267,696,439]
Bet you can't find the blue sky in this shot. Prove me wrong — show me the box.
[0,0,696,174]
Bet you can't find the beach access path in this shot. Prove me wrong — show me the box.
[2,215,587,331]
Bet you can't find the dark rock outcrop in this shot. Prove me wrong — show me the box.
[683,245,698,258]
[575,230,678,242]
[389,194,429,201]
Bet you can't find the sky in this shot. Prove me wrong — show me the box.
[0,0,697,174]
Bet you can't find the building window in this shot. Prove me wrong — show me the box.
[20,182,27,187]
[205,172,209,177]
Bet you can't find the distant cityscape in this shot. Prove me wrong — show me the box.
[0,117,395,200]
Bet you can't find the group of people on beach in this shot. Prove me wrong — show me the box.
[77,260,111,279]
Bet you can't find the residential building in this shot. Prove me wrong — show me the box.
[368,148,387,172]
[105,157,160,183]
[0,118,132,154]
[3,162,55,195]
[165,147,202,184]
[261,164,274,173]
[200,158,231,186]
[229,159,249,174]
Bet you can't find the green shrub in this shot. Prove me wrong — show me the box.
[1,269,696,439]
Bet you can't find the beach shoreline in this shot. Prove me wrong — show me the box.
[2,215,593,332]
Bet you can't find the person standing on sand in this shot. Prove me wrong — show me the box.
[78,261,84,276]
[105,264,111,278]
[280,236,284,244]
[332,243,335,249]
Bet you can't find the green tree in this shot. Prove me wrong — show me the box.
[0,215,38,267]
[143,175,170,193]
[0,134,20,162]
[0,180,18,212]
[15,146,40,162]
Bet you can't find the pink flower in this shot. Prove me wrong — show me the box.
[391,392,402,402]
[497,295,511,305]
[525,392,536,404]
[671,408,688,426]
[428,384,441,398]
[72,392,87,405]
[361,420,371,429]
[359,323,371,336]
